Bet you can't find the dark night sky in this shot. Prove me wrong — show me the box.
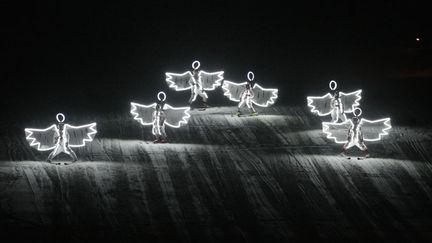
[1,1,430,119]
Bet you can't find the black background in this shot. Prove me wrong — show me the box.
[1,0,431,123]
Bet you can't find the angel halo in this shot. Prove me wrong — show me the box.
[56,113,65,122]
[24,113,97,164]
[329,80,337,90]
[192,60,200,70]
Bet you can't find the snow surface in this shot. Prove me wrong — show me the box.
[1,106,432,242]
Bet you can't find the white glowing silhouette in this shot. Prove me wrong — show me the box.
[165,60,224,105]
[130,91,191,143]
[25,113,97,162]
[222,71,278,115]
[322,108,391,157]
[307,80,362,122]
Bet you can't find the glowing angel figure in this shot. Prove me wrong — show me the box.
[165,60,224,108]
[130,91,191,143]
[322,108,391,159]
[222,71,278,116]
[24,113,97,164]
[307,80,362,122]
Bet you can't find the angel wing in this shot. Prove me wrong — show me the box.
[65,123,97,147]
[339,90,362,113]
[24,125,58,151]
[163,104,191,127]
[251,83,278,107]
[322,120,353,144]
[360,118,391,141]
[307,93,333,116]
[165,71,193,91]
[198,71,224,90]
[130,102,157,125]
[222,80,247,102]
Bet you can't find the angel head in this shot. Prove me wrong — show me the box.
[245,71,255,89]
[352,108,362,124]
[329,80,340,97]
[56,113,66,130]
[155,91,167,111]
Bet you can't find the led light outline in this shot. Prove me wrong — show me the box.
[247,71,255,81]
[192,60,201,70]
[353,107,362,117]
[25,125,58,151]
[130,102,190,128]
[322,120,352,144]
[307,89,362,116]
[130,102,157,125]
[322,117,391,143]
[222,81,278,107]
[25,123,97,151]
[198,70,224,91]
[165,71,194,91]
[361,118,392,142]
[64,123,98,148]
[166,70,223,92]
[56,113,65,122]
[222,81,250,102]
[252,83,278,107]
[157,91,167,101]
[329,80,337,91]
[163,104,191,128]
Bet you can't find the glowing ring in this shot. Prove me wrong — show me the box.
[353,108,362,117]
[329,80,337,90]
[247,71,255,81]
[192,60,200,70]
[56,113,65,123]
[157,91,167,101]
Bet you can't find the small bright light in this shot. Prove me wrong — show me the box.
[416,37,421,42]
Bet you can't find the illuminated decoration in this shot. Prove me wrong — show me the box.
[165,60,224,104]
[157,91,166,102]
[307,80,362,122]
[24,113,97,162]
[130,91,191,142]
[192,60,200,70]
[322,108,391,154]
[222,71,278,108]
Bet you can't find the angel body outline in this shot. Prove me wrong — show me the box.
[165,60,224,108]
[130,91,191,143]
[24,113,97,164]
[322,108,391,158]
[307,80,362,122]
[222,71,278,116]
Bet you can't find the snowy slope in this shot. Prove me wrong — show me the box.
[1,106,432,242]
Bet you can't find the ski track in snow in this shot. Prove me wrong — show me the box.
[1,106,432,242]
